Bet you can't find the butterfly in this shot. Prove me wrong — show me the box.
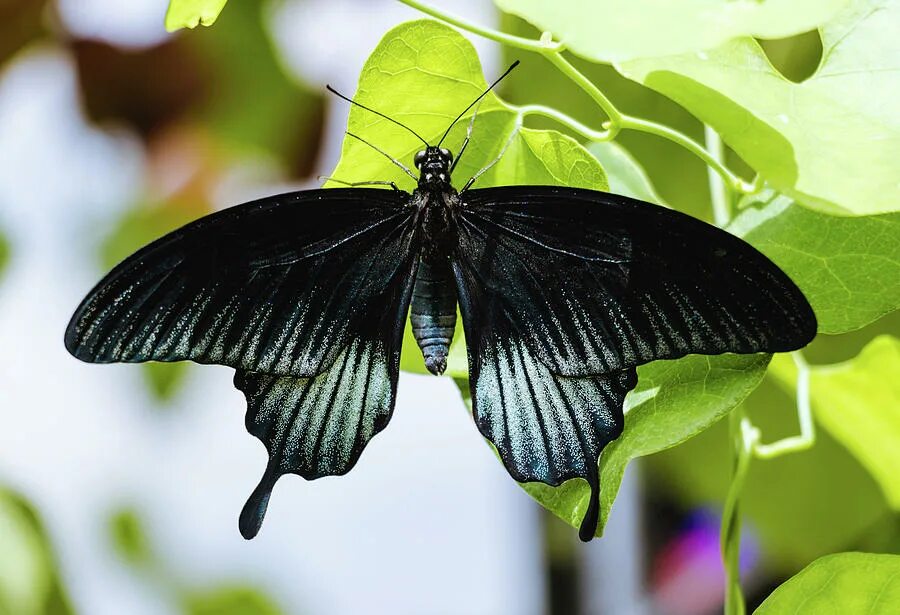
[65,62,816,542]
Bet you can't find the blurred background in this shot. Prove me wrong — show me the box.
[0,1,897,614]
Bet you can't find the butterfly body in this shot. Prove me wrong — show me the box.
[409,146,461,375]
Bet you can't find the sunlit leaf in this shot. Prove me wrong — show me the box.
[755,552,900,614]
[731,192,900,333]
[769,337,900,509]
[457,354,769,536]
[495,0,848,62]
[329,20,608,375]
[165,0,228,32]
[619,0,900,215]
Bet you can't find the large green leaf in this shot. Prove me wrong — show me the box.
[165,0,228,31]
[457,354,769,537]
[619,0,900,216]
[329,20,608,375]
[769,336,900,509]
[730,192,900,334]
[495,0,847,63]
[755,552,900,614]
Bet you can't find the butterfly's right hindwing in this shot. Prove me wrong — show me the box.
[452,186,816,540]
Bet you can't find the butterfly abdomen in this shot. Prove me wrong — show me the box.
[410,253,457,375]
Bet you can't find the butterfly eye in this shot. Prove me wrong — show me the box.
[414,151,426,168]
[439,148,453,162]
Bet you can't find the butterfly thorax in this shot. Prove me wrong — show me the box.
[410,146,459,376]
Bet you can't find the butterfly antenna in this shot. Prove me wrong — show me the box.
[437,60,520,147]
[326,85,429,146]
[344,131,418,181]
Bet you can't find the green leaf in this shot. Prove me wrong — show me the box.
[588,141,667,205]
[142,361,191,403]
[0,229,9,281]
[457,354,769,537]
[755,552,900,614]
[109,508,155,568]
[191,0,323,173]
[331,19,608,375]
[495,0,848,62]
[0,489,75,615]
[618,0,900,216]
[730,192,900,333]
[181,586,285,615]
[165,0,228,32]
[769,336,900,509]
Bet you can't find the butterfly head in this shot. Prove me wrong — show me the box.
[414,146,453,189]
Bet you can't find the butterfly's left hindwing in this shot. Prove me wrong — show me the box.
[234,240,418,538]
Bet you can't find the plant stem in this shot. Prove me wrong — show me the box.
[721,409,757,615]
[397,0,563,52]
[395,0,752,193]
[706,125,733,225]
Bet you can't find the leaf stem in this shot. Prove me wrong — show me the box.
[512,104,612,141]
[754,352,815,459]
[395,0,752,194]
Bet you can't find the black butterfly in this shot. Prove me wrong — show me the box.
[65,62,816,541]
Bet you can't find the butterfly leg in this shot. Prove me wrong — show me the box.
[317,176,400,191]
[461,124,519,191]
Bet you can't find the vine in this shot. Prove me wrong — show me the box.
[397,0,755,195]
